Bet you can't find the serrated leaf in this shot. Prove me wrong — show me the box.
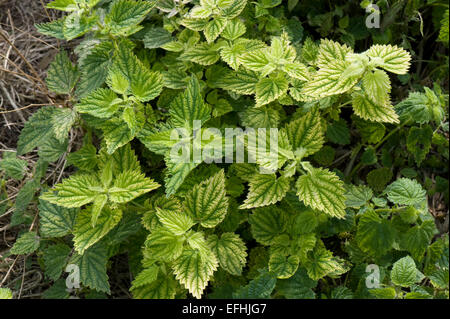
[43,244,71,280]
[207,233,247,276]
[248,207,287,245]
[301,59,357,99]
[282,62,309,81]
[296,167,346,219]
[38,199,78,238]
[285,108,324,157]
[352,92,399,124]
[365,44,411,75]
[221,18,246,40]
[172,249,218,299]
[76,89,121,118]
[17,107,59,155]
[255,74,288,106]
[179,43,220,65]
[10,231,40,255]
[41,174,101,208]
[105,0,155,36]
[63,12,97,41]
[101,118,135,154]
[356,209,395,257]
[108,169,160,203]
[204,17,227,43]
[345,185,373,208]
[240,174,290,209]
[0,152,27,180]
[169,75,211,130]
[143,27,173,49]
[304,246,347,280]
[233,269,276,299]
[184,170,228,228]
[52,108,77,142]
[77,41,113,97]
[164,160,199,197]
[35,18,66,39]
[130,266,159,290]
[221,0,247,19]
[155,207,194,235]
[144,227,185,261]
[391,256,420,287]
[277,267,317,299]
[402,220,436,261]
[73,208,122,255]
[363,69,391,105]
[316,39,353,68]
[269,253,299,279]
[218,68,258,95]
[240,105,279,128]
[385,178,426,206]
[240,48,272,73]
[70,244,110,294]
[46,51,79,95]
[132,273,177,299]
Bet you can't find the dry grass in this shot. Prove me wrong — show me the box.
[0,0,62,298]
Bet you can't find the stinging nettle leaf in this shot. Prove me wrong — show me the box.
[73,207,122,254]
[46,51,80,95]
[240,173,290,209]
[296,167,346,219]
[385,178,426,206]
[207,232,247,276]
[365,44,411,75]
[172,248,218,299]
[184,169,228,228]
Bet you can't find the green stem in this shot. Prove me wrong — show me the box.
[374,120,410,150]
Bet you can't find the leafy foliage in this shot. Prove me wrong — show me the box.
[4,0,448,300]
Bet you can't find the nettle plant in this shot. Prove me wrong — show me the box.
[3,0,448,299]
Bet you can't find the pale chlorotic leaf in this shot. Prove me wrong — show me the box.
[40,174,102,208]
[352,91,399,124]
[184,169,228,228]
[73,207,122,254]
[108,169,160,203]
[284,107,324,157]
[296,167,346,219]
[269,253,300,279]
[130,265,159,290]
[155,207,195,235]
[255,74,289,107]
[172,248,218,299]
[207,233,247,276]
[240,173,290,209]
[365,44,411,75]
